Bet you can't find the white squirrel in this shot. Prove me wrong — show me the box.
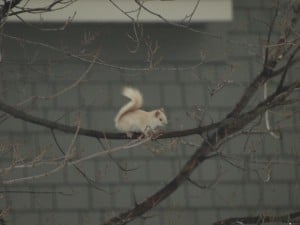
[114,87,167,137]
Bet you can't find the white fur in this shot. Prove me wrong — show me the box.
[114,87,167,135]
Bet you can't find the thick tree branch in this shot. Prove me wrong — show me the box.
[214,211,300,225]
[2,91,295,141]
[104,146,211,225]
[0,0,22,21]
[0,99,235,139]
[227,0,300,119]
[0,54,297,141]
[103,81,300,225]
[226,68,273,118]
[227,41,300,119]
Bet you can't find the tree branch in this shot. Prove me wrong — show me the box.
[264,1,279,66]
[0,79,298,148]
[214,211,300,225]
[8,0,74,17]
[0,0,22,21]
[102,80,300,225]
[0,98,234,139]
[276,45,300,92]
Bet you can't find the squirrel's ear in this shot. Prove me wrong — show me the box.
[155,110,160,117]
[159,108,164,112]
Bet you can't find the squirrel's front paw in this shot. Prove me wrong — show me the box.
[150,131,163,140]
[126,132,133,138]
[144,130,161,140]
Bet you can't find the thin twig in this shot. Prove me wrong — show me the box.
[18,50,98,106]
[186,0,201,24]
[1,33,206,72]
[97,138,139,172]
[51,129,108,192]
[2,113,81,184]
[70,137,151,166]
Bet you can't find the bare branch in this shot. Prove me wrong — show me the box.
[0,0,22,21]
[51,129,108,192]
[8,0,75,17]
[213,211,300,225]
[97,138,139,172]
[185,0,201,24]
[1,137,151,184]
[102,80,300,225]
[0,78,299,143]
[264,1,279,66]
[2,113,81,184]
[276,45,300,92]
[1,32,207,72]
[18,50,98,106]
[0,98,225,139]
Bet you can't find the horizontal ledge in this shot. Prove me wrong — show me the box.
[8,0,232,23]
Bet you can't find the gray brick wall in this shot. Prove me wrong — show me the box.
[1,1,300,225]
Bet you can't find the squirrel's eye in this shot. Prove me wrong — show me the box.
[159,118,162,121]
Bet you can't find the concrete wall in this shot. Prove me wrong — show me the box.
[0,1,299,225]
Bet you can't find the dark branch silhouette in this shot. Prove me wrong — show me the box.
[102,79,300,225]
[214,211,300,225]
[0,0,22,20]
[0,0,74,21]
[0,99,229,139]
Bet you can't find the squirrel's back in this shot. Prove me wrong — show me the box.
[114,87,143,125]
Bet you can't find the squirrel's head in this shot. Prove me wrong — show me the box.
[154,108,168,126]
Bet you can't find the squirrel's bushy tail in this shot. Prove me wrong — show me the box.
[114,87,143,124]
